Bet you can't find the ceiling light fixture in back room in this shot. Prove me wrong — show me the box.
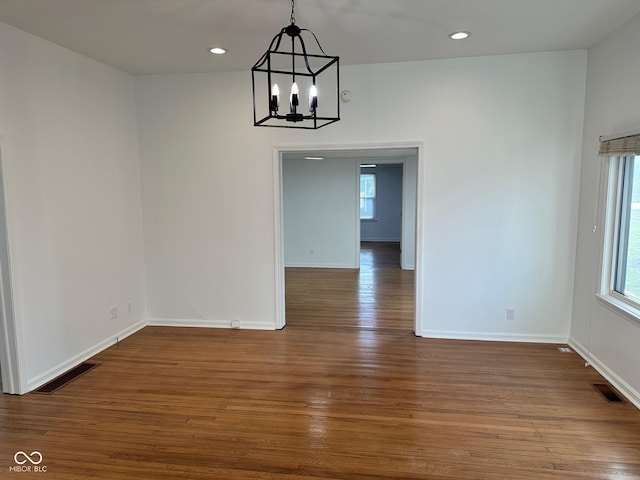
[251,0,340,129]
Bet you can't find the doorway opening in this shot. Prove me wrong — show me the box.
[274,143,424,334]
[359,161,415,270]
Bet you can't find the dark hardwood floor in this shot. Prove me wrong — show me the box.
[285,242,414,331]
[1,242,639,479]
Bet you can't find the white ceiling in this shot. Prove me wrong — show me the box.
[0,0,639,75]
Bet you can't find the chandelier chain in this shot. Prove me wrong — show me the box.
[290,0,296,24]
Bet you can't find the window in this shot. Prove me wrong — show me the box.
[360,173,376,220]
[599,133,640,321]
[594,143,640,322]
[612,156,640,301]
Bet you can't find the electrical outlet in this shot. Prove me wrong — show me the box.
[506,308,515,320]
[110,305,118,319]
[231,320,240,329]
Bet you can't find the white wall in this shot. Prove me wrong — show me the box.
[361,164,403,243]
[0,21,147,392]
[402,156,418,270]
[283,157,358,268]
[570,12,640,407]
[136,73,277,329]
[136,50,586,340]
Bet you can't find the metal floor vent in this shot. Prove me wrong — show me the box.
[557,347,573,353]
[34,363,98,394]
[592,383,625,403]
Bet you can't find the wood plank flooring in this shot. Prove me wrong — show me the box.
[1,243,639,479]
[285,242,415,331]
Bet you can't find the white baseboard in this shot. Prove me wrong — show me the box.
[284,263,358,269]
[569,337,640,410]
[420,329,569,344]
[26,319,146,393]
[147,318,276,330]
[361,238,401,243]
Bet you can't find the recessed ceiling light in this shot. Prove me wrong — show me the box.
[448,31,471,40]
[305,156,325,160]
[209,47,227,55]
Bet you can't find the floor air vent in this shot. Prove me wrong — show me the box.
[34,363,98,394]
[592,383,624,403]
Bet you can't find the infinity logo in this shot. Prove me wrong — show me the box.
[14,451,43,465]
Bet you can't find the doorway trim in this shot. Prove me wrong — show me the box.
[272,141,426,334]
[0,135,23,394]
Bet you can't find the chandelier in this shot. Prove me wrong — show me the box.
[251,0,340,129]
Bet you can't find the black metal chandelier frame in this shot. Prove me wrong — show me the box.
[251,0,340,129]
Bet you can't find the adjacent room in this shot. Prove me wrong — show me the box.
[0,0,639,478]
[282,148,417,331]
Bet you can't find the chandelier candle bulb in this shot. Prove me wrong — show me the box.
[271,84,280,112]
[309,84,318,112]
[290,82,299,111]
